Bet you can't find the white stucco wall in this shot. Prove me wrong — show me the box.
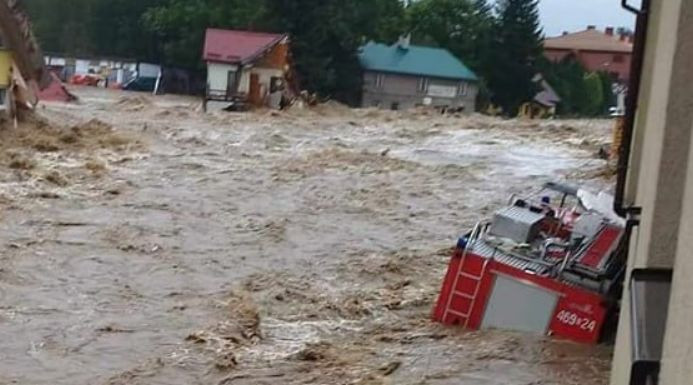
[610,0,693,384]
[207,62,239,92]
[75,60,90,75]
[237,66,283,94]
[208,63,282,96]
[659,119,693,385]
[253,67,283,87]
[238,68,251,94]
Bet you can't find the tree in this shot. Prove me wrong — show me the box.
[486,0,543,116]
[89,0,167,61]
[143,0,270,68]
[598,71,616,114]
[540,56,617,117]
[583,72,604,116]
[23,0,408,103]
[540,56,586,116]
[143,0,405,102]
[407,0,493,72]
[24,0,165,59]
[24,0,94,55]
[266,0,405,104]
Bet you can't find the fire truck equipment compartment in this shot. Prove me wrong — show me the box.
[489,206,545,244]
[480,274,560,335]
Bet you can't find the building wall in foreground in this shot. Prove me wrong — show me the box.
[609,0,693,384]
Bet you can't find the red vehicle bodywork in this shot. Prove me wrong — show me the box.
[433,250,608,344]
[432,187,624,344]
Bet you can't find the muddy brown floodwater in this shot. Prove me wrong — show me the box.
[0,87,614,385]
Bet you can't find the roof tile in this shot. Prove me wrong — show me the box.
[544,29,632,53]
[203,29,286,64]
[358,42,478,81]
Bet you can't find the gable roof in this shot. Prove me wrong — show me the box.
[358,42,478,81]
[203,29,287,64]
[544,29,632,53]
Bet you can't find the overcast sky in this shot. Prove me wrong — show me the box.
[538,0,637,36]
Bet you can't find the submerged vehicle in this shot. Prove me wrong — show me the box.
[433,182,626,344]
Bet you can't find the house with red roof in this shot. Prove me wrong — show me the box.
[203,28,290,108]
[544,26,633,82]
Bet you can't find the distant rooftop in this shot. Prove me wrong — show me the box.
[358,41,478,81]
[544,26,633,53]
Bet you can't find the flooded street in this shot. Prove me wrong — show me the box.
[1,87,613,385]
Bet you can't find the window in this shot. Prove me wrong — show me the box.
[226,70,238,95]
[418,77,429,93]
[458,82,468,97]
[375,74,385,88]
[613,54,625,63]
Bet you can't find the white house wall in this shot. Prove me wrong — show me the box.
[207,61,285,98]
[254,67,283,87]
[237,67,284,94]
[75,60,90,75]
[238,68,251,94]
[207,63,239,92]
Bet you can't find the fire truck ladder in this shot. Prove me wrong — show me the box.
[441,222,491,327]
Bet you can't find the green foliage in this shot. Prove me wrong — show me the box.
[22,0,555,109]
[598,71,616,113]
[24,0,405,103]
[24,0,165,60]
[265,0,406,104]
[144,0,271,68]
[485,0,543,116]
[583,72,604,116]
[540,57,588,116]
[407,0,494,71]
[23,0,94,55]
[540,56,615,117]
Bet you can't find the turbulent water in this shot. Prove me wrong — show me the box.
[0,88,613,385]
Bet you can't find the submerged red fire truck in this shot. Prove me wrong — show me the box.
[433,182,626,344]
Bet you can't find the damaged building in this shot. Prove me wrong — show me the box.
[203,28,291,109]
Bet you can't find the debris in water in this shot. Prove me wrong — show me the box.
[378,361,401,376]
[1,87,614,385]
[6,152,35,170]
[214,353,238,371]
[43,170,69,186]
[97,325,136,334]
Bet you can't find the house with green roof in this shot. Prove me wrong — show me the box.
[358,38,479,111]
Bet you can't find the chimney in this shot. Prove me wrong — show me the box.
[587,25,596,30]
[397,34,411,50]
[605,26,614,36]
